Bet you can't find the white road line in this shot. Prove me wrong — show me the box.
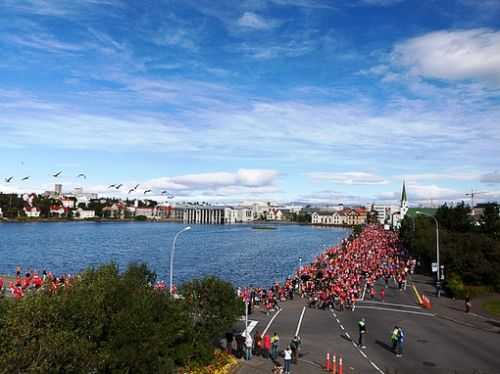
[361,282,367,301]
[242,320,259,336]
[295,306,306,337]
[340,324,345,330]
[330,310,386,374]
[370,361,385,374]
[262,308,282,336]
[358,300,422,309]
[355,305,435,316]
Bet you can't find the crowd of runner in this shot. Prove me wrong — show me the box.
[231,225,415,372]
[238,225,414,313]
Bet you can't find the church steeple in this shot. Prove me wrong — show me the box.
[401,180,407,205]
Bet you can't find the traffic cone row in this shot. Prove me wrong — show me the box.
[325,353,344,373]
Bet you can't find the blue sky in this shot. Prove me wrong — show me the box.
[1,0,500,205]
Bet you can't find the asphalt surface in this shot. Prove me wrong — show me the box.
[236,278,500,374]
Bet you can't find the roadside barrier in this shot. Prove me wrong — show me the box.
[326,352,331,371]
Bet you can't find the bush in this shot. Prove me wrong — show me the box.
[134,215,147,221]
[0,263,242,373]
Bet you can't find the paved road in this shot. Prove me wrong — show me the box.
[237,278,500,374]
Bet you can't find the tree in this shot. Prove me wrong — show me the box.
[0,263,189,373]
[180,277,244,365]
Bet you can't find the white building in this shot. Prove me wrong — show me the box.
[0,207,3,218]
[183,206,236,224]
[24,207,40,218]
[135,208,155,219]
[373,182,408,229]
[234,207,254,223]
[61,198,75,209]
[75,208,96,219]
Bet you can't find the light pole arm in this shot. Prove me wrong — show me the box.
[170,227,191,293]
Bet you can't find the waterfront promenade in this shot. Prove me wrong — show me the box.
[236,276,500,374]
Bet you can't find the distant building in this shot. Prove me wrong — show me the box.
[372,181,409,229]
[183,206,236,224]
[311,207,367,226]
[54,184,62,195]
[61,198,75,209]
[135,207,155,219]
[24,207,40,218]
[0,207,3,218]
[75,208,95,219]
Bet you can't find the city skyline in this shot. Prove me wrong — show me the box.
[1,0,500,205]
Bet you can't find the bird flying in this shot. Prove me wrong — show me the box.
[161,190,169,195]
[144,189,152,194]
[53,171,63,178]
[115,184,123,189]
[134,184,140,190]
[21,176,30,181]
[77,173,86,179]
[4,176,13,183]
[108,184,116,188]
[128,188,135,194]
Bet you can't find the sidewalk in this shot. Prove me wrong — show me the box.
[411,274,500,333]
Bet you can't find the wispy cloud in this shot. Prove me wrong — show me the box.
[480,171,500,184]
[237,12,280,30]
[4,33,84,53]
[307,172,389,185]
[392,28,500,85]
[357,0,404,6]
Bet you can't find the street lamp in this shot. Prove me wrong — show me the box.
[416,211,441,297]
[169,226,191,293]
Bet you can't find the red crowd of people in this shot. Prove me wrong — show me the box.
[238,225,415,312]
[0,267,76,300]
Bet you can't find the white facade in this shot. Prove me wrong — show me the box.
[75,208,95,219]
[183,206,235,224]
[234,207,254,223]
[24,207,40,218]
[61,199,75,209]
[135,208,155,218]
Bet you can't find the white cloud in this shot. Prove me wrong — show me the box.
[402,172,479,183]
[393,29,500,85]
[147,169,279,191]
[308,172,389,185]
[358,0,403,6]
[237,12,279,30]
[480,171,500,184]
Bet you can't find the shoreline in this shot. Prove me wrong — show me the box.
[0,218,359,229]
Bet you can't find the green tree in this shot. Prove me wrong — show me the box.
[180,277,244,365]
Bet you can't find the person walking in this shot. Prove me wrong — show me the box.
[391,326,399,353]
[254,330,262,356]
[290,335,301,364]
[271,332,280,361]
[358,317,367,349]
[244,332,253,361]
[283,346,292,374]
[263,334,271,359]
[396,327,405,357]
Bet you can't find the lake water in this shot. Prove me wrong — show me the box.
[0,222,350,287]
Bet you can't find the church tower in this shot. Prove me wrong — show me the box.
[400,180,408,220]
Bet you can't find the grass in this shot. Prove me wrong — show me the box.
[482,299,500,318]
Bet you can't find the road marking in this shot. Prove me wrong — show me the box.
[262,308,282,336]
[298,358,322,368]
[358,300,422,309]
[242,320,258,336]
[295,306,306,336]
[330,310,386,374]
[355,305,435,316]
[370,361,384,374]
[361,282,367,301]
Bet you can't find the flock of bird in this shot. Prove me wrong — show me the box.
[2,171,175,199]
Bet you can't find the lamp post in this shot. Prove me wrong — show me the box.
[169,226,191,293]
[416,211,441,297]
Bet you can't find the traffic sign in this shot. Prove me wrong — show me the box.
[431,262,438,272]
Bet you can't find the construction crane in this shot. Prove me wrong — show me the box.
[464,190,488,211]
